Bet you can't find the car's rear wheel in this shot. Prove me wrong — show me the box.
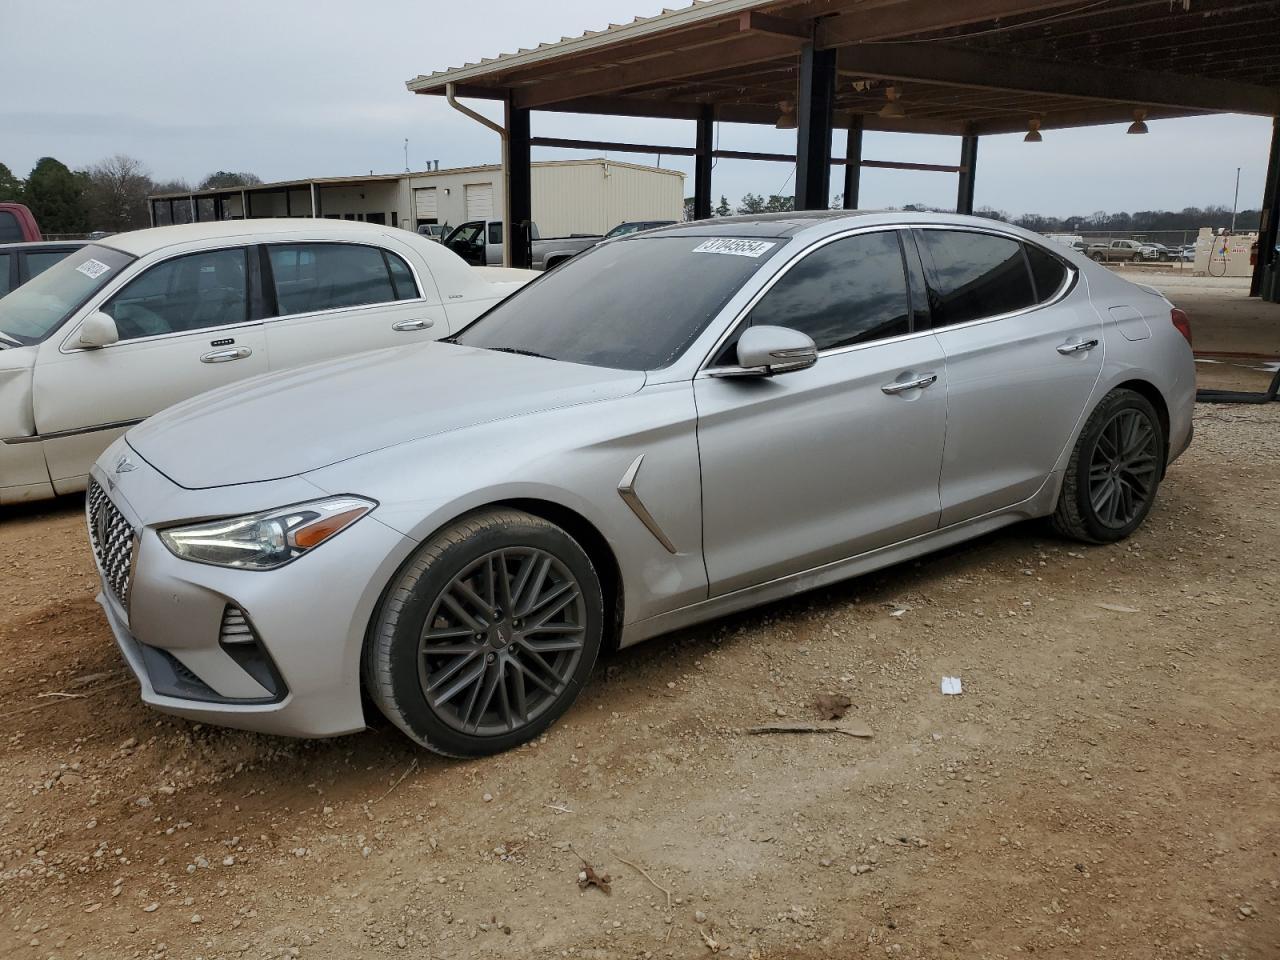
[1090,252,1105,262]
[364,508,603,757]
[1052,389,1165,544]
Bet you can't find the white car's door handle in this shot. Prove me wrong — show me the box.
[1057,338,1099,355]
[200,346,252,363]
[392,318,434,332]
[881,373,938,395]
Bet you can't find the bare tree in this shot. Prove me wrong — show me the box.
[83,154,154,232]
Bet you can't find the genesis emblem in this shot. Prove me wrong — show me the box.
[114,455,137,475]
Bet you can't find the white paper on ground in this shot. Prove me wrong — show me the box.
[940,677,963,695]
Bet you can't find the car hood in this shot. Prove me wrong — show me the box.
[127,342,646,489]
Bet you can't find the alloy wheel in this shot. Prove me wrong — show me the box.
[417,547,586,736]
[1088,408,1160,529]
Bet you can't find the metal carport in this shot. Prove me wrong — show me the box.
[406,0,1280,300]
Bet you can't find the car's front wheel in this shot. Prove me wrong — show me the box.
[1052,389,1165,544]
[364,508,603,757]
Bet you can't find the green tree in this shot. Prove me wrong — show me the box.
[763,194,795,213]
[24,157,90,234]
[714,195,732,217]
[737,193,765,214]
[683,196,696,221]
[0,162,23,203]
[198,170,262,190]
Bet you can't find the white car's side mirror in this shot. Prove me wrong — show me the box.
[78,311,120,349]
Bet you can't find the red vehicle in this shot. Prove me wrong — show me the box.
[0,203,42,243]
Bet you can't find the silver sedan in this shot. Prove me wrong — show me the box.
[87,211,1195,756]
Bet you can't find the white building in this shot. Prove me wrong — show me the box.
[148,158,685,238]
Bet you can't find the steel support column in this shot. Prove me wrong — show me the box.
[694,105,714,220]
[1251,116,1280,301]
[506,95,533,269]
[956,134,979,215]
[842,115,864,209]
[795,44,836,210]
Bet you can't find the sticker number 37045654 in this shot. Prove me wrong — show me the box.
[75,259,112,280]
[692,239,777,259]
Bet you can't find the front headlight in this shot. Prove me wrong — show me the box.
[158,497,376,570]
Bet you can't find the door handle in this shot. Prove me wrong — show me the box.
[881,373,938,395]
[200,346,252,363]
[392,318,435,332]
[1057,338,1099,355]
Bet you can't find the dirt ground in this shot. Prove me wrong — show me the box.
[2,407,1279,959]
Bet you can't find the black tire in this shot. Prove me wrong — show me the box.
[1052,389,1165,544]
[1090,252,1105,262]
[363,508,603,757]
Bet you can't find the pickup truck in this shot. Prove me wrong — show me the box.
[443,220,601,271]
[1086,239,1144,262]
[0,203,42,244]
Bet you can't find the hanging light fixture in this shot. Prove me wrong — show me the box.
[1024,118,1043,143]
[1127,108,1149,135]
[776,99,797,130]
[878,85,906,120]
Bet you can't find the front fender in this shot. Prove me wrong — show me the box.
[302,384,709,627]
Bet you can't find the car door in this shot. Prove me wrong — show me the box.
[33,245,269,488]
[695,229,948,597]
[261,240,448,370]
[914,228,1103,526]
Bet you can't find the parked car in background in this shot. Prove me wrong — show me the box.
[0,219,534,504]
[444,219,602,271]
[86,211,1194,756]
[0,203,42,243]
[1174,244,1196,262]
[603,220,677,239]
[1140,242,1173,262]
[0,241,87,298]
[1087,239,1144,262]
[416,224,448,242]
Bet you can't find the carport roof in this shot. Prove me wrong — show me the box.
[407,0,1280,135]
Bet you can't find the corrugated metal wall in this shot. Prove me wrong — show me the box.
[532,162,684,236]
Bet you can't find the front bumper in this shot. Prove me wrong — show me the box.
[88,443,417,739]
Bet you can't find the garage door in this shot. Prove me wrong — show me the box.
[414,187,438,223]
[465,182,494,221]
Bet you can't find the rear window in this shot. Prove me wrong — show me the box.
[456,236,782,370]
[0,211,23,244]
[917,229,1035,328]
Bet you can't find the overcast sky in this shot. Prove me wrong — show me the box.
[2,0,1273,219]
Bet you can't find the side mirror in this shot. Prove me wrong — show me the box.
[726,325,818,377]
[78,311,120,349]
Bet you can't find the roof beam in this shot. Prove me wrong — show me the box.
[836,41,1280,116]
[512,32,806,108]
[971,104,1203,136]
[814,0,1085,47]
[738,10,812,40]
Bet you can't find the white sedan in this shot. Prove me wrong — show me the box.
[0,219,534,504]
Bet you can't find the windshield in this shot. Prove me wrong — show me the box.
[455,235,782,370]
[0,244,134,346]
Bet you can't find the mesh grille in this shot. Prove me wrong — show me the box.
[87,480,135,607]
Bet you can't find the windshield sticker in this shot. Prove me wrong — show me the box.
[692,239,776,259]
[75,259,112,280]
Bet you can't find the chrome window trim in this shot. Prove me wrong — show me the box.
[57,238,434,354]
[58,245,260,356]
[696,221,1079,377]
[256,238,432,325]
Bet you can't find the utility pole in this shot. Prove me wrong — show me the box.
[1230,166,1241,233]
[404,139,410,173]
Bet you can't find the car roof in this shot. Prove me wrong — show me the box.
[0,240,88,251]
[95,218,413,257]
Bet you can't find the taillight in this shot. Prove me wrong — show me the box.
[1170,307,1192,346]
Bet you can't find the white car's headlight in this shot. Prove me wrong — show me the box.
[158,497,376,570]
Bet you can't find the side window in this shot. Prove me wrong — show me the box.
[1024,243,1069,303]
[917,229,1035,328]
[383,252,419,300]
[745,231,910,351]
[26,250,75,280]
[0,252,11,297]
[487,222,503,245]
[103,248,248,341]
[0,211,22,244]
[267,243,399,315]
